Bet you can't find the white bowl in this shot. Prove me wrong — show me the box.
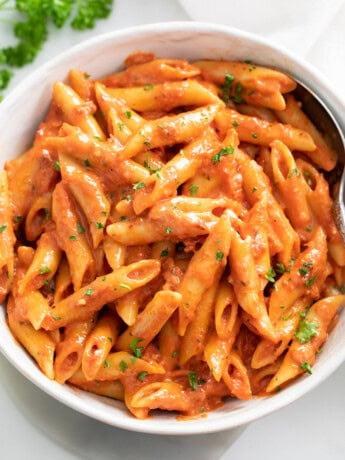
[1,22,345,435]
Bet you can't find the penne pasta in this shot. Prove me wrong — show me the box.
[40,259,161,330]
[215,108,316,152]
[82,308,120,380]
[193,60,296,110]
[4,51,345,420]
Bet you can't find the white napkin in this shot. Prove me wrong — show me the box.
[178,0,345,99]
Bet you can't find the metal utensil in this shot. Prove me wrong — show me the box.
[292,80,345,242]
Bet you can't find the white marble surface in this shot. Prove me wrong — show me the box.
[1,1,345,458]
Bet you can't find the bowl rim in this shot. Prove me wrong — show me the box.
[1,20,345,435]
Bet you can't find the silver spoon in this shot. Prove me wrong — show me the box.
[291,80,345,242]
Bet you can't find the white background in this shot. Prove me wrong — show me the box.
[1,1,345,458]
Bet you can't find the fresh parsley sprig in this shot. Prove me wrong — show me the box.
[0,0,115,99]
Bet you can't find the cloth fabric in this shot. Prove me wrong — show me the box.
[178,0,345,100]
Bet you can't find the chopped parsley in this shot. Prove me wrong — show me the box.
[118,283,132,291]
[165,227,173,235]
[39,267,51,275]
[303,171,312,186]
[0,225,7,233]
[103,360,111,368]
[232,120,239,127]
[251,133,258,139]
[288,168,301,178]
[125,110,132,119]
[216,250,224,261]
[43,208,50,222]
[211,146,234,164]
[77,221,85,234]
[14,215,22,223]
[143,141,151,148]
[130,338,144,358]
[53,161,61,172]
[137,371,148,382]
[160,249,169,257]
[299,268,309,277]
[83,287,94,296]
[52,316,61,321]
[187,372,205,391]
[265,267,276,283]
[143,159,162,174]
[300,361,312,374]
[295,320,319,344]
[305,275,317,287]
[69,235,77,240]
[282,314,292,321]
[133,182,146,191]
[84,158,91,167]
[221,73,235,102]
[95,222,105,229]
[188,184,199,196]
[233,82,244,103]
[119,360,128,373]
[143,84,154,90]
[276,262,286,274]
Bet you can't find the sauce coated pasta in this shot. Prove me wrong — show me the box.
[2,52,345,419]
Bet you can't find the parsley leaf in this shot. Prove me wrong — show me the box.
[137,371,148,381]
[53,161,61,172]
[216,250,224,261]
[211,146,234,164]
[188,372,199,391]
[306,275,317,287]
[221,73,234,102]
[0,0,115,99]
[0,69,13,90]
[188,184,199,196]
[77,221,85,234]
[129,338,144,358]
[71,0,113,30]
[160,249,169,257]
[119,360,128,373]
[233,82,243,103]
[187,372,206,391]
[133,182,146,191]
[118,283,131,291]
[83,287,93,296]
[295,320,319,344]
[265,267,276,283]
[300,361,313,374]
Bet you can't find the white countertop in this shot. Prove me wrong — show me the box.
[1,1,345,458]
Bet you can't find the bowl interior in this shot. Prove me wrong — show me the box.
[1,22,344,435]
